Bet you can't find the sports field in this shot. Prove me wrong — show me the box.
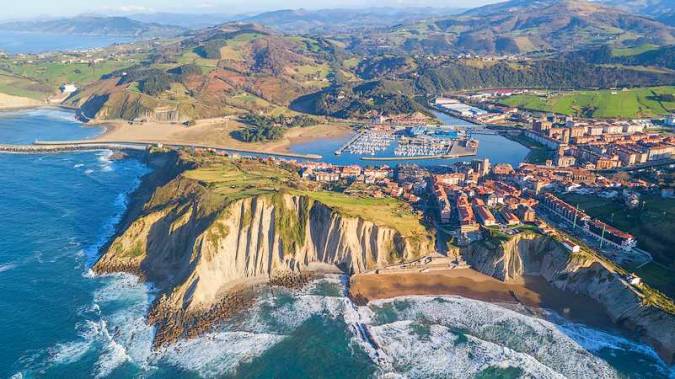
[501,86,675,118]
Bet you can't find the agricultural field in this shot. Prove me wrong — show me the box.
[1,59,138,88]
[610,44,659,57]
[501,86,675,118]
[0,54,141,101]
[0,73,51,99]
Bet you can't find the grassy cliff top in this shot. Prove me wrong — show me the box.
[181,155,429,238]
[293,190,427,238]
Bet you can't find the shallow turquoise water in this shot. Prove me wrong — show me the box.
[0,108,672,378]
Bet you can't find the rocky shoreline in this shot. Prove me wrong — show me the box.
[147,271,315,347]
[91,150,675,365]
[148,285,260,348]
[461,232,675,364]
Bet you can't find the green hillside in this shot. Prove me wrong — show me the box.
[501,87,675,118]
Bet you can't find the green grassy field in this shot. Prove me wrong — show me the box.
[559,192,675,296]
[0,74,50,99]
[295,190,427,238]
[501,86,675,118]
[0,55,141,99]
[182,157,428,238]
[3,60,135,87]
[611,44,659,57]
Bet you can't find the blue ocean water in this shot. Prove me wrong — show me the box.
[0,108,102,144]
[0,108,672,378]
[0,31,132,54]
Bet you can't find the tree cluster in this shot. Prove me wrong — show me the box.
[238,114,316,142]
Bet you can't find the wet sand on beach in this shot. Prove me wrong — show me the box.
[350,268,613,328]
[93,117,353,154]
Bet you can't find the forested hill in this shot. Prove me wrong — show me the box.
[292,58,675,119]
[595,0,675,26]
[240,8,463,34]
[563,45,675,70]
[345,0,675,55]
[4,2,675,122]
[414,60,675,94]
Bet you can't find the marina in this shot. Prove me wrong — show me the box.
[291,111,528,167]
[340,129,396,156]
[334,124,479,161]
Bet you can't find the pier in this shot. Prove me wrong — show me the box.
[0,140,323,160]
[334,132,363,155]
[336,130,394,156]
[0,142,147,153]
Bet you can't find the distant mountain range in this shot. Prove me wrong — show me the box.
[594,0,675,25]
[125,13,239,29]
[347,0,675,54]
[3,0,674,122]
[4,1,673,48]
[238,7,465,34]
[0,16,185,38]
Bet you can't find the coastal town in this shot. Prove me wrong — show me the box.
[2,0,675,376]
[180,128,662,273]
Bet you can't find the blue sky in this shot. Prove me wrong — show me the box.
[6,0,498,19]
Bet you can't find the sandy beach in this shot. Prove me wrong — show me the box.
[92,116,353,154]
[350,268,612,327]
[0,93,43,111]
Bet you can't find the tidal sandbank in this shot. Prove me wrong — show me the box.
[92,117,353,154]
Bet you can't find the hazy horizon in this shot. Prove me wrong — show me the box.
[3,0,500,21]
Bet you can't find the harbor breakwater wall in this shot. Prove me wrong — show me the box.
[0,143,147,153]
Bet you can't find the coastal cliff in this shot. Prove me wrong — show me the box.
[93,153,435,345]
[462,232,675,364]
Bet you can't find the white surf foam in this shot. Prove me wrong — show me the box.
[97,150,114,172]
[0,263,17,273]
[370,319,565,378]
[37,272,672,378]
[360,296,669,378]
[48,320,99,365]
[83,174,142,266]
[160,331,286,378]
[29,108,80,123]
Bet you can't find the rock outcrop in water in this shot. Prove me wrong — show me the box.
[93,153,435,345]
[461,232,675,364]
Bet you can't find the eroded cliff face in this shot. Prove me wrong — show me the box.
[94,174,434,345]
[462,232,675,364]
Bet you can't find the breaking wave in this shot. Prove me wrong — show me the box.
[97,150,114,172]
[0,263,17,273]
[27,275,674,378]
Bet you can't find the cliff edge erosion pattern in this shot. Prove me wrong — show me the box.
[92,151,674,364]
[462,232,675,364]
[93,151,435,346]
